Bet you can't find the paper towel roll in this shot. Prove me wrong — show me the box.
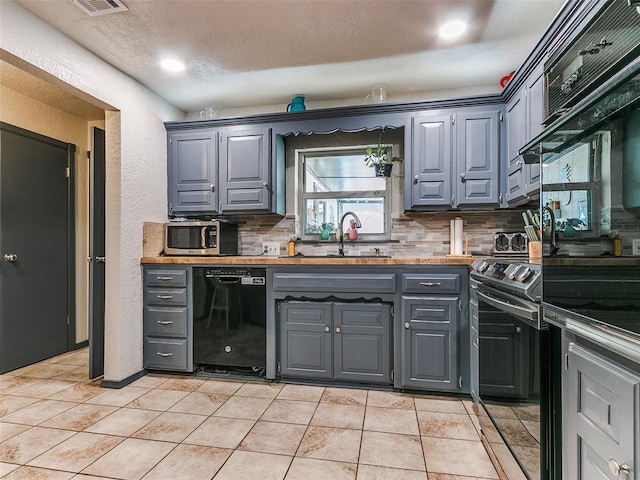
[453,217,464,255]
[450,219,456,255]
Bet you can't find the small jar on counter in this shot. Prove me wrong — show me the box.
[612,237,622,256]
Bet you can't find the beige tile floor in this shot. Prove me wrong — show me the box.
[0,349,500,480]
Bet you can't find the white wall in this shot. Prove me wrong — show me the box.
[0,1,184,382]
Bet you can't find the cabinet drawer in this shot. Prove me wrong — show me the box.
[146,288,187,306]
[273,273,396,293]
[145,306,188,337]
[144,337,189,371]
[402,273,461,294]
[145,269,188,287]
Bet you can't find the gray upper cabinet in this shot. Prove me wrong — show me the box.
[219,126,272,213]
[505,64,544,205]
[407,107,502,210]
[410,112,453,207]
[168,129,218,215]
[455,109,501,207]
[563,342,639,480]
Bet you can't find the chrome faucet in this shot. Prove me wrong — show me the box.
[338,211,362,256]
[541,205,560,255]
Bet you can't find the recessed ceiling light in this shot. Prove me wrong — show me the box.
[160,58,185,73]
[439,20,467,39]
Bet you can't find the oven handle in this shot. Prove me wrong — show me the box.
[475,288,546,330]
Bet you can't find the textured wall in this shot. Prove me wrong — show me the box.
[1,2,183,382]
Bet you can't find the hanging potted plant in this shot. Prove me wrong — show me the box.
[363,131,402,177]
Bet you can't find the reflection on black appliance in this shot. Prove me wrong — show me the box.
[470,260,558,480]
[193,267,266,376]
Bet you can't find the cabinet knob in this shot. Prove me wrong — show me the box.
[335,327,341,333]
[608,459,630,477]
[3,253,17,263]
[324,326,330,333]
[404,322,410,329]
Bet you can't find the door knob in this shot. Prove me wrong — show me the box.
[608,458,630,477]
[324,326,330,332]
[404,322,411,329]
[335,327,341,333]
[96,256,106,263]
[3,253,17,262]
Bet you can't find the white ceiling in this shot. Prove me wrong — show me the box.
[12,0,565,114]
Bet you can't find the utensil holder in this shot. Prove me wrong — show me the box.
[529,241,541,259]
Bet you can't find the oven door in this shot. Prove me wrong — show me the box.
[471,280,552,480]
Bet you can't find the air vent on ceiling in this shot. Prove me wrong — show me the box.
[72,0,128,16]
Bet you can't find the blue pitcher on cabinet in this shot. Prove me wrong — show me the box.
[287,95,306,112]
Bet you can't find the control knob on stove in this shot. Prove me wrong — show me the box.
[514,266,532,282]
[471,260,489,273]
[504,264,520,279]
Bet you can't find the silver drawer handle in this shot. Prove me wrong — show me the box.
[157,352,174,358]
[157,320,174,325]
[157,276,174,281]
[157,295,174,300]
[419,282,442,287]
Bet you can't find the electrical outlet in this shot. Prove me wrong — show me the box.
[633,239,640,256]
[262,242,280,256]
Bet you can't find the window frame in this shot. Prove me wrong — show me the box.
[295,144,392,241]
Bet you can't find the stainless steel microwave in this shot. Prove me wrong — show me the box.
[164,220,238,256]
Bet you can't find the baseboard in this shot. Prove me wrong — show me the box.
[100,369,146,389]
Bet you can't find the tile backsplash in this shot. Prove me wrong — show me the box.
[229,210,528,257]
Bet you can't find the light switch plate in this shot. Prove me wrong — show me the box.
[633,239,640,256]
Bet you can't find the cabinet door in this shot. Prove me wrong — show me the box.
[456,110,501,207]
[168,129,218,215]
[525,68,544,196]
[401,296,459,391]
[505,91,527,203]
[564,343,639,480]
[279,301,332,379]
[478,313,529,398]
[333,302,391,384]
[219,126,271,212]
[410,113,453,208]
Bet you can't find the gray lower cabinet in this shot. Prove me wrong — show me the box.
[279,300,392,384]
[479,313,530,398]
[563,342,640,480]
[399,272,462,391]
[143,267,193,372]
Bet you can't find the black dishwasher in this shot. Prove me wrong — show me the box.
[193,267,266,375]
